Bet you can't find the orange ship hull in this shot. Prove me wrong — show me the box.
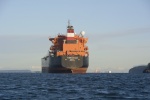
[42,67,87,73]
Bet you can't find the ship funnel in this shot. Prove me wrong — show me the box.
[66,20,75,40]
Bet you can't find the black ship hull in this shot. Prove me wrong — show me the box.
[42,55,89,73]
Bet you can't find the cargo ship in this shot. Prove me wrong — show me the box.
[41,21,89,73]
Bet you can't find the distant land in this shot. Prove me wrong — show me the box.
[129,63,150,73]
[0,70,32,73]
[129,65,147,73]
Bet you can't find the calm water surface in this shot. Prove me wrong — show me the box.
[0,73,150,100]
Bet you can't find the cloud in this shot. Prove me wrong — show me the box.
[89,27,150,40]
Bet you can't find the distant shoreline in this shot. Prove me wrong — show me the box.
[0,70,32,73]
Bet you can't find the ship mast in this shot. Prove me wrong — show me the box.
[68,20,70,27]
[67,20,73,29]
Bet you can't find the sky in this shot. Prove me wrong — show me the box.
[0,0,150,73]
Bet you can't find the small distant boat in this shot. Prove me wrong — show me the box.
[94,68,100,73]
[108,71,111,73]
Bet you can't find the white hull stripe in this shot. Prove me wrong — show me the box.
[67,33,74,37]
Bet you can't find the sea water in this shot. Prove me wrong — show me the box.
[0,73,150,100]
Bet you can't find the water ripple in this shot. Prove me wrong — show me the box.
[0,73,150,99]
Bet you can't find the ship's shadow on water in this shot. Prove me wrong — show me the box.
[0,73,150,99]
